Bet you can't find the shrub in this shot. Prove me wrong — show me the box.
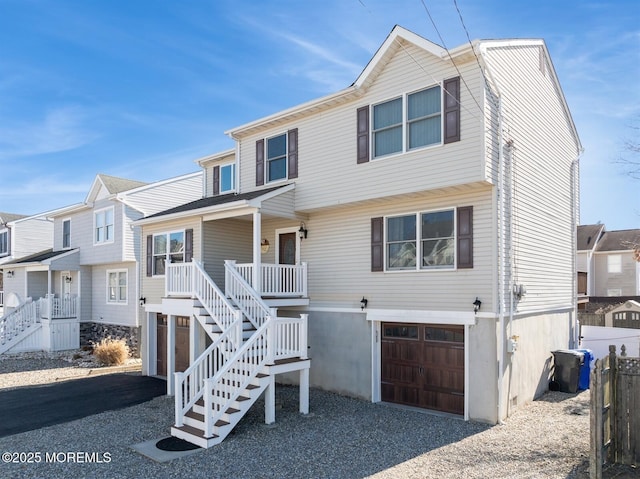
[93,337,129,366]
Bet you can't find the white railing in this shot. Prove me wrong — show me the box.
[272,315,308,361]
[39,296,78,319]
[0,299,39,346]
[225,261,273,329]
[166,263,193,296]
[174,320,242,427]
[0,290,4,306]
[234,262,308,297]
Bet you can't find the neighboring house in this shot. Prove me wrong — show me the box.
[577,225,640,302]
[138,25,581,448]
[1,211,55,309]
[0,172,202,355]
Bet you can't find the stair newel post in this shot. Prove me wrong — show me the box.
[204,377,213,438]
[299,314,308,359]
[174,371,184,427]
[266,309,277,365]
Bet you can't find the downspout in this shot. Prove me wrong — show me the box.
[496,95,506,424]
[570,155,581,347]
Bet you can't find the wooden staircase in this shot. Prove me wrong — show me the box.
[169,261,309,448]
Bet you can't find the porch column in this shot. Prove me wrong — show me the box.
[47,269,52,320]
[252,210,261,294]
[265,374,275,424]
[300,368,309,415]
[167,315,176,396]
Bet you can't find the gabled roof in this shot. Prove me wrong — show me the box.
[577,224,605,251]
[0,212,27,225]
[85,173,148,204]
[1,248,78,266]
[137,184,293,225]
[595,229,640,253]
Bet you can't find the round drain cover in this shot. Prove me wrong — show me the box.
[155,437,200,451]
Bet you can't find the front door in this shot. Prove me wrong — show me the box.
[381,323,465,415]
[279,232,297,265]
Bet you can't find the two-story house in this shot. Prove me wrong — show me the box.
[0,172,202,355]
[138,26,581,447]
[577,224,640,301]
[0,212,27,309]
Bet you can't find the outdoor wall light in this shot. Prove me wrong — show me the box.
[473,297,482,314]
[139,297,146,307]
[298,222,308,240]
[360,296,368,311]
[64,275,72,284]
[261,239,270,253]
[6,270,14,278]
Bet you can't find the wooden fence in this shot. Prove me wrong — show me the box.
[590,345,640,478]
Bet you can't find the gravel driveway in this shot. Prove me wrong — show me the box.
[0,352,634,479]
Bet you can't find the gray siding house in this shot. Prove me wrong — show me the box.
[139,26,582,447]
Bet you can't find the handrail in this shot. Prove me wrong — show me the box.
[0,299,39,346]
[225,260,273,330]
[174,321,241,427]
[234,262,308,297]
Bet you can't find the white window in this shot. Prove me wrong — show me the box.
[0,230,7,255]
[220,163,235,193]
[63,220,71,248]
[95,208,114,244]
[152,231,185,275]
[267,133,287,182]
[373,85,442,159]
[607,254,622,273]
[607,288,622,297]
[107,270,127,304]
[386,209,455,271]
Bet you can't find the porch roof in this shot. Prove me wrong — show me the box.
[136,184,296,225]
[2,248,79,268]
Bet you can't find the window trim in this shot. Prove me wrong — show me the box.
[371,83,443,160]
[384,207,457,272]
[607,254,622,274]
[62,219,71,249]
[94,206,115,245]
[106,269,128,305]
[219,162,236,194]
[265,131,288,184]
[151,230,186,277]
[0,229,8,256]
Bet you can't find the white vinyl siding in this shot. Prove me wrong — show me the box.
[91,263,136,326]
[237,41,484,211]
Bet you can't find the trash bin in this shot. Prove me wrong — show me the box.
[551,350,584,393]
[574,348,594,390]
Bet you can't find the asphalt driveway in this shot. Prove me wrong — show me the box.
[0,373,165,438]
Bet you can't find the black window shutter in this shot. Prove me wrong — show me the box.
[146,235,153,277]
[288,128,298,179]
[185,229,193,263]
[212,166,220,196]
[457,206,473,268]
[443,77,460,144]
[256,139,265,186]
[371,217,384,272]
[357,106,370,164]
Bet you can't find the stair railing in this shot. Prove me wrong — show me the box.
[224,260,273,330]
[0,299,40,347]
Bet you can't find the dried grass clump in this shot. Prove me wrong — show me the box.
[93,337,129,366]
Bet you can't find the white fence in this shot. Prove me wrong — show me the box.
[580,325,640,360]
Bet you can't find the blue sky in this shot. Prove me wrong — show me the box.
[1,0,638,230]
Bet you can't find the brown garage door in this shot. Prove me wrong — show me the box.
[156,315,191,377]
[381,323,464,415]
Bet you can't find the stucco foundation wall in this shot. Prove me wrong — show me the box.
[468,317,498,423]
[278,310,372,400]
[501,311,572,419]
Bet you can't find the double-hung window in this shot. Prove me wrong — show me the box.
[107,270,127,303]
[607,254,622,274]
[220,163,235,193]
[63,220,71,248]
[0,230,8,255]
[267,133,287,182]
[95,208,114,244]
[152,231,185,275]
[386,209,455,271]
[372,85,442,159]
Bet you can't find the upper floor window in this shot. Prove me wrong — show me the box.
[255,129,298,186]
[152,231,184,276]
[607,254,621,273]
[357,77,459,164]
[267,133,287,182]
[107,270,127,304]
[94,207,114,244]
[63,220,71,248]
[386,209,455,271]
[220,163,235,193]
[0,230,8,255]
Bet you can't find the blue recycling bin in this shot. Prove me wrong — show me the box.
[574,348,594,390]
